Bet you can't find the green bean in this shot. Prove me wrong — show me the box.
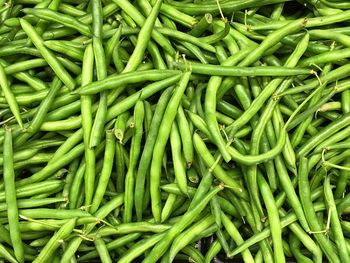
[161,193,181,222]
[20,19,75,90]
[0,243,18,263]
[165,0,287,15]
[15,77,62,146]
[77,233,141,262]
[297,113,350,157]
[193,132,247,199]
[89,1,108,149]
[221,212,254,262]
[189,13,212,37]
[0,180,63,202]
[0,197,65,212]
[4,58,46,74]
[90,131,115,214]
[58,2,86,17]
[79,69,179,95]
[298,157,340,263]
[112,0,175,55]
[16,143,84,187]
[44,40,84,61]
[3,128,24,263]
[105,24,122,66]
[33,218,76,263]
[95,236,112,263]
[143,185,222,262]
[123,100,144,223]
[170,122,188,196]
[94,222,171,237]
[227,128,286,165]
[174,62,312,76]
[0,64,23,128]
[22,8,91,36]
[324,175,350,262]
[80,43,96,208]
[118,233,165,263]
[150,72,191,222]
[257,173,284,263]
[123,0,162,72]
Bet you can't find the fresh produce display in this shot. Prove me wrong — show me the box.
[1,0,350,262]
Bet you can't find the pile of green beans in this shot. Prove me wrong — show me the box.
[1,0,350,262]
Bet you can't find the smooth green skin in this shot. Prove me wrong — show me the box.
[77,233,141,262]
[105,24,122,65]
[22,8,91,36]
[20,19,75,90]
[324,176,350,263]
[200,22,230,44]
[93,222,171,237]
[181,245,205,263]
[0,148,38,166]
[203,47,243,163]
[279,208,322,263]
[3,58,47,74]
[159,3,196,28]
[228,201,325,258]
[150,72,191,222]
[225,20,307,140]
[176,104,193,167]
[257,174,284,263]
[0,243,18,263]
[143,186,222,263]
[170,122,188,196]
[157,27,215,53]
[251,9,350,31]
[33,218,77,263]
[297,113,350,157]
[61,194,124,262]
[4,128,24,263]
[44,40,84,61]
[166,0,287,15]
[90,131,115,214]
[89,31,108,148]
[161,183,239,217]
[246,33,308,207]
[15,77,62,146]
[314,125,350,153]
[221,212,255,263]
[95,237,112,263]
[15,143,84,187]
[0,180,63,202]
[227,127,286,165]
[123,101,144,223]
[112,0,175,55]
[174,62,312,76]
[0,197,65,212]
[79,69,180,95]
[123,0,162,72]
[0,64,23,128]
[161,193,179,222]
[119,233,165,263]
[193,133,247,200]
[289,233,313,263]
[40,74,180,132]
[298,157,341,263]
[281,63,350,96]
[80,43,96,208]
[335,77,350,198]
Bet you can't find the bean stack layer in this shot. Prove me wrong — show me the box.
[0,0,350,262]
